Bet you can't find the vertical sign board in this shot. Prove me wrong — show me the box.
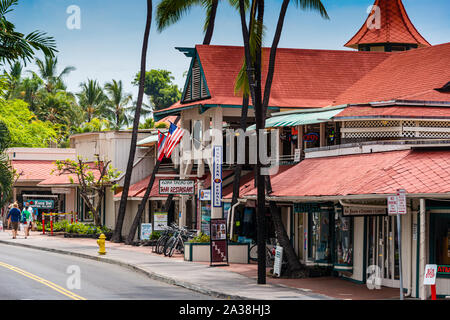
[424,264,437,300]
[212,146,222,208]
[210,218,228,266]
[140,223,152,240]
[387,195,398,215]
[273,246,283,277]
[397,189,407,215]
[153,212,168,231]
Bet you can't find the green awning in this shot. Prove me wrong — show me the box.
[248,106,346,130]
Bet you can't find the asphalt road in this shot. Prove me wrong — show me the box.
[0,244,215,300]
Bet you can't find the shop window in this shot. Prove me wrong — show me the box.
[431,213,450,266]
[335,212,353,266]
[308,210,332,262]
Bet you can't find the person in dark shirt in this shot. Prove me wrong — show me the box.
[7,202,21,239]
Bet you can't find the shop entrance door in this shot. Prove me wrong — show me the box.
[367,216,400,288]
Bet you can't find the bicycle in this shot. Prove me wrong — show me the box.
[153,223,177,254]
[164,226,196,257]
[249,243,275,267]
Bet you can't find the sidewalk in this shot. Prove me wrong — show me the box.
[0,230,400,300]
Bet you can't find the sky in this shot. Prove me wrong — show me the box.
[8,0,450,100]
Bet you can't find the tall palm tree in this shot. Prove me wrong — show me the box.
[112,0,153,243]
[237,0,328,283]
[4,61,23,99]
[0,120,13,208]
[35,56,76,93]
[77,79,107,122]
[156,0,248,45]
[0,0,57,65]
[104,80,133,130]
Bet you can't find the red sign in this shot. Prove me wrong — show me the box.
[210,218,228,266]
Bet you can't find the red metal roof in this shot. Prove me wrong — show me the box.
[333,42,450,107]
[244,149,450,198]
[12,160,57,182]
[334,104,450,120]
[344,0,431,49]
[155,45,390,116]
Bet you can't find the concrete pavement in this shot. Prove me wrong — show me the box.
[0,230,331,300]
[0,230,401,300]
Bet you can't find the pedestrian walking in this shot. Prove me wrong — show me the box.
[7,202,21,239]
[27,203,36,231]
[21,206,32,239]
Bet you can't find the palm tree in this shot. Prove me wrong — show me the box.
[112,0,153,243]
[156,0,248,45]
[104,80,133,130]
[237,0,328,282]
[0,120,13,208]
[4,61,22,99]
[77,79,107,122]
[0,0,57,64]
[35,56,76,93]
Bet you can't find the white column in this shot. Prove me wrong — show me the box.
[419,198,426,300]
[211,108,223,219]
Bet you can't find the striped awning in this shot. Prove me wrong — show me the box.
[248,106,346,130]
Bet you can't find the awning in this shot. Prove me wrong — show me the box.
[137,131,167,147]
[248,105,346,130]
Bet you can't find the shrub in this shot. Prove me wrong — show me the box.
[189,232,210,243]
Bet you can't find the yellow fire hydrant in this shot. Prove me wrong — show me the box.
[97,233,106,255]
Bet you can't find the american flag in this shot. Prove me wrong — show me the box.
[164,122,184,158]
[157,131,167,161]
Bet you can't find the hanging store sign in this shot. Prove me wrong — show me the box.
[212,145,222,208]
[423,264,437,285]
[24,199,54,209]
[294,149,301,162]
[159,180,195,195]
[210,218,228,266]
[343,206,386,216]
[51,188,72,194]
[273,246,284,277]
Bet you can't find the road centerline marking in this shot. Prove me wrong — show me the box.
[0,261,87,300]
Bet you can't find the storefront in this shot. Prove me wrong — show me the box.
[427,200,450,297]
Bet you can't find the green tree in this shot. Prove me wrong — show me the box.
[34,56,75,93]
[113,0,153,243]
[0,119,13,207]
[237,0,328,281]
[53,156,121,226]
[77,79,108,122]
[0,0,57,64]
[132,69,181,111]
[104,79,133,130]
[0,98,56,147]
[156,0,248,45]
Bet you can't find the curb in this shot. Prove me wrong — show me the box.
[0,239,249,300]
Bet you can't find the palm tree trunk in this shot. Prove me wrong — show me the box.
[112,0,153,243]
[262,0,305,276]
[203,0,218,45]
[125,160,161,244]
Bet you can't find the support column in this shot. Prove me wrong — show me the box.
[320,122,326,147]
[419,198,426,300]
[211,108,223,219]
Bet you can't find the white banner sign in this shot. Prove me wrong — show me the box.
[159,180,195,195]
[387,195,398,215]
[424,264,437,285]
[273,246,283,277]
[396,189,407,215]
[212,146,222,208]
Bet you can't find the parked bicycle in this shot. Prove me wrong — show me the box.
[164,225,196,257]
[249,238,277,267]
[153,223,177,254]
